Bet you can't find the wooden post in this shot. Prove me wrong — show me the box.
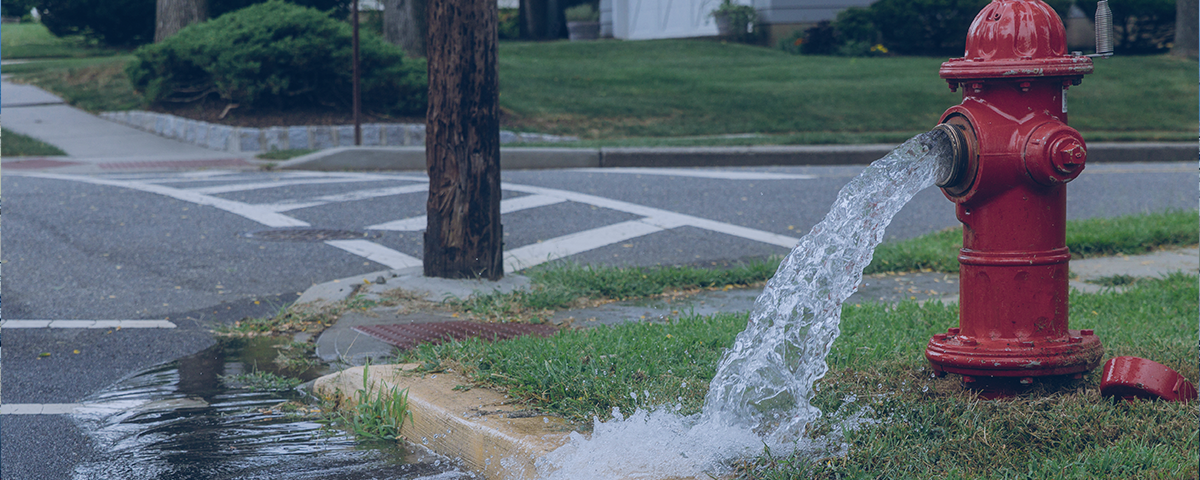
[423,0,503,280]
[353,0,362,145]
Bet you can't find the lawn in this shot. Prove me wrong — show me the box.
[3,24,1195,145]
[403,272,1198,479]
[1,128,67,156]
[0,22,119,59]
[497,39,1198,144]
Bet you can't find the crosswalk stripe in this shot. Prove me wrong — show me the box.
[1,320,176,329]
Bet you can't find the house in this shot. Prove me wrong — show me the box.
[599,0,872,44]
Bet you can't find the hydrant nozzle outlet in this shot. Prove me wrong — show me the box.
[929,123,972,189]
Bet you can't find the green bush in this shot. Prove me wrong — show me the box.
[126,0,426,115]
[795,0,1074,57]
[38,0,156,47]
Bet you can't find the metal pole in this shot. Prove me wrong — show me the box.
[353,0,362,145]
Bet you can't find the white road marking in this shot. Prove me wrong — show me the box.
[501,183,801,247]
[369,194,567,231]
[12,171,802,275]
[1,404,84,415]
[263,183,430,212]
[1,320,177,328]
[574,167,816,180]
[188,176,389,194]
[324,240,423,270]
[503,219,666,272]
[14,173,310,228]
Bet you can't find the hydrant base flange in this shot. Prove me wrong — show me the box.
[926,329,1102,378]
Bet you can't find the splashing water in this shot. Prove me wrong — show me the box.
[529,131,953,480]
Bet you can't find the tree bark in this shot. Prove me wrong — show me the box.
[1172,0,1198,58]
[155,0,208,42]
[383,0,426,57]
[424,0,503,280]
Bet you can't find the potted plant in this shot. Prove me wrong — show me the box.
[711,0,756,39]
[565,3,600,41]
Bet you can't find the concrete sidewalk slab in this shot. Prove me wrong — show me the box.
[1,81,65,107]
[2,79,260,171]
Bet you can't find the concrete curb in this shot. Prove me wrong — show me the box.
[99,110,577,154]
[276,142,1198,171]
[313,364,574,480]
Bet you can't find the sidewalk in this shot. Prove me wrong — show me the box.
[303,246,1199,366]
[2,77,262,173]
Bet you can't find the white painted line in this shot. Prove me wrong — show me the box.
[501,183,801,248]
[101,170,242,182]
[325,240,422,270]
[1,320,176,329]
[188,176,388,194]
[263,183,430,212]
[504,219,665,272]
[13,173,310,228]
[574,167,815,180]
[369,194,567,231]
[1,404,84,415]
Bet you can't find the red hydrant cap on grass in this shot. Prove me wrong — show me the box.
[1099,356,1198,402]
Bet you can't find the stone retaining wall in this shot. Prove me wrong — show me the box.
[100,110,577,153]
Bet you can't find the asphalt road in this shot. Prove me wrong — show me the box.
[2,161,1196,479]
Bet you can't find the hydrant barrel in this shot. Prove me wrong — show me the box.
[925,0,1102,387]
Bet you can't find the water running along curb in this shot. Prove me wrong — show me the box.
[313,364,576,480]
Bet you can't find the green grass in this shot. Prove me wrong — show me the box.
[865,209,1200,274]
[455,259,778,322]
[221,370,304,391]
[1,23,119,59]
[3,36,1193,144]
[405,274,1198,478]
[1,129,66,156]
[3,55,143,112]
[328,363,415,442]
[448,210,1198,322]
[498,40,1197,142]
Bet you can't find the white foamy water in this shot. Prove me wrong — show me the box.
[527,132,953,480]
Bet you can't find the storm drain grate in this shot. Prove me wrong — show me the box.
[353,322,558,350]
[242,228,379,242]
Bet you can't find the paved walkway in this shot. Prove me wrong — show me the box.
[2,78,260,173]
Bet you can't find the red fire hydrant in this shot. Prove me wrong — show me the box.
[924,0,1103,393]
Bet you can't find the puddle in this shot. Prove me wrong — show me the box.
[71,338,469,479]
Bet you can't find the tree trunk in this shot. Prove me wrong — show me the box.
[155,0,207,43]
[1172,0,1197,58]
[383,0,426,57]
[424,0,503,280]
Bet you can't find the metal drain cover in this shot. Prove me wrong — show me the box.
[242,228,378,242]
[353,321,558,350]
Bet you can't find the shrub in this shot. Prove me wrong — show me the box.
[564,3,598,22]
[499,7,520,40]
[800,20,839,54]
[2,0,37,18]
[712,0,764,44]
[37,0,156,47]
[126,0,427,115]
